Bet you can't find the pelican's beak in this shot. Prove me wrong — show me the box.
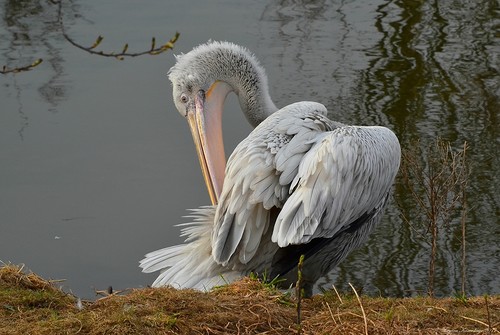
[186,82,231,205]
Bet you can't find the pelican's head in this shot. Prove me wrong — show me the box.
[168,42,241,205]
[168,41,276,205]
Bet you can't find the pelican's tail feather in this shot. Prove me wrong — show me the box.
[139,206,241,290]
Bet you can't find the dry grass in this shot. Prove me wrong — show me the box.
[1,264,498,335]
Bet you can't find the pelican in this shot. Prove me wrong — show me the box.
[140,41,401,296]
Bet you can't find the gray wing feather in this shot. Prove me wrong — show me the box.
[211,101,400,266]
[211,102,329,265]
[272,126,400,247]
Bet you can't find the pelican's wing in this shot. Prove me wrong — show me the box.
[211,101,331,265]
[211,101,400,265]
[272,125,401,247]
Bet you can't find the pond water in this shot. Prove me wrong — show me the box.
[1,0,498,299]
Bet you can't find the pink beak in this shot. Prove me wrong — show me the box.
[185,81,232,205]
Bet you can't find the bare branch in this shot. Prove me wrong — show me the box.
[397,137,469,297]
[53,0,180,59]
[1,59,43,74]
[2,1,180,75]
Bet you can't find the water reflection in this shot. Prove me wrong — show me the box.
[1,0,73,122]
[1,0,498,297]
[259,0,499,296]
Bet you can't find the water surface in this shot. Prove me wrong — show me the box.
[1,0,498,299]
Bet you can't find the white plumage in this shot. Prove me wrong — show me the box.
[140,41,401,296]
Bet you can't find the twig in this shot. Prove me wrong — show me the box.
[344,311,365,319]
[2,0,180,75]
[332,284,344,304]
[398,138,470,298]
[296,254,305,333]
[424,305,448,312]
[53,0,179,59]
[335,306,344,325]
[0,59,43,74]
[460,316,490,328]
[324,301,337,325]
[485,295,492,335]
[94,286,113,297]
[94,285,129,301]
[460,141,469,297]
[349,282,368,335]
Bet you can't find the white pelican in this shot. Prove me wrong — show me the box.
[140,41,401,296]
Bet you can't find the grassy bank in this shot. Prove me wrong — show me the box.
[0,264,498,334]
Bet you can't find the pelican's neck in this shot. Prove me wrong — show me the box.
[173,42,278,127]
[207,44,278,127]
[226,67,278,128]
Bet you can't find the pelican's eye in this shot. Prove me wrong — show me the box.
[180,93,188,104]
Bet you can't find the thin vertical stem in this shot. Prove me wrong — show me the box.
[485,295,492,335]
[349,283,369,335]
[428,167,437,298]
[460,142,468,297]
[296,255,305,333]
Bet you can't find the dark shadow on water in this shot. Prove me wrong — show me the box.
[259,0,499,297]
